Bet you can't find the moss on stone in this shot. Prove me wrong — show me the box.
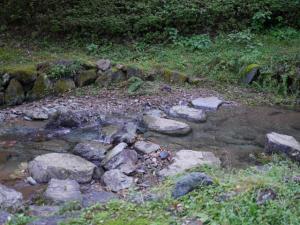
[54,79,76,94]
[4,79,25,105]
[3,64,37,85]
[162,69,188,84]
[28,74,53,100]
[75,69,98,87]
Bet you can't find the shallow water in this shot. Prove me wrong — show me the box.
[0,105,299,198]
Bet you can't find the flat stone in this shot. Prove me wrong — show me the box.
[23,108,49,120]
[265,132,300,162]
[82,191,118,207]
[144,109,167,118]
[143,115,191,135]
[44,179,82,204]
[191,97,223,111]
[101,142,127,166]
[102,169,134,192]
[104,149,138,174]
[28,153,96,183]
[172,172,213,198]
[73,141,112,165]
[0,184,23,210]
[134,141,160,154]
[169,105,207,122]
[159,150,221,177]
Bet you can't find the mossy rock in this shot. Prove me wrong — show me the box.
[111,68,127,83]
[27,74,53,100]
[161,69,188,84]
[3,65,37,85]
[239,64,260,84]
[126,66,144,79]
[54,79,75,94]
[75,69,98,87]
[4,79,25,105]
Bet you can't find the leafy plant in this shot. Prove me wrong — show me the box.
[127,76,144,94]
[252,11,272,31]
[48,61,82,79]
[86,43,99,55]
[269,27,300,41]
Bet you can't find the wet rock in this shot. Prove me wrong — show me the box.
[28,74,52,100]
[28,140,71,153]
[144,109,167,118]
[23,108,49,120]
[44,179,82,204]
[82,191,117,207]
[0,184,23,210]
[191,97,223,111]
[75,69,98,87]
[53,79,75,94]
[46,110,89,129]
[73,141,112,165]
[265,132,300,162]
[28,153,96,183]
[169,105,207,122]
[4,79,25,105]
[159,150,221,177]
[114,122,138,144]
[159,151,169,160]
[100,124,120,144]
[104,149,138,174]
[143,115,191,135]
[102,169,134,192]
[28,205,59,217]
[257,188,276,205]
[101,142,127,165]
[172,172,213,198]
[0,210,11,224]
[134,141,160,154]
[96,59,111,72]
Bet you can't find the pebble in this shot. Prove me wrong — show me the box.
[159,151,169,160]
[25,177,37,186]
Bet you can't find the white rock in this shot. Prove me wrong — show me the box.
[134,141,160,154]
[143,115,191,135]
[159,150,221,177]
[169,105,207,122]
[266,132,300,162]
[191,97,223,111]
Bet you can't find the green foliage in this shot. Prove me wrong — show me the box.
[269,27,300,40]
[127,76,144,94]
[7,214,32,225]
[48,61,82,80]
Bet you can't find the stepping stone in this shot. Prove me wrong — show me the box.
[134,141,160,154]
[169,105,207,122]
[159,150,221,177]
[265,132,300,162]
[191,97,223,111]
[28,153,96,183]
[102,169,133,192]
[0,184,23,210]
[143,115,191,135]
[44,179,82,204]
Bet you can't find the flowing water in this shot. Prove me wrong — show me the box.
[0,105,299,198]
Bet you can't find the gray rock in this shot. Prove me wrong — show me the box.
[92,167,105,180]
[256,188,276,205]
[172,172,213,198]
[0,184,23,210]
[144,109,167,118]
[96,59,111,72]
[191,97,223,111]
[265,132,300,162]
[4,79,25,105]
[23,108,49,120]
[102,169,134,192]
[28,153,96,183]
[75,69,98,87]
[99,124,120,144]
[28,139,71,153]
[53,79,75,94]
[126,66,144,78]
[25,176,37,186]
[104,149,138,174]
[82,191,117,207]
[159,150,221,177]
[114,122,137,144]
[134,141,160,154]
[28,74,52,100]
[169,105,207,122]
[28,205,59,217]
[143,115,191,135]
[44,179,82,204]
[101,142,127,166]
[73,141,112,165]
[0,210,11,224]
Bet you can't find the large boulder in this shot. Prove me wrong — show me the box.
[5,65,37,85]
[159,150,221,177]
[44,179,82,204]
[4,79,25,105]
[27,74,52,100]
[172,172,213,198]
[53,79,75,94]
[134,141,160,154]
[143,115,191,135]
[191,97,223,111]
[265,132,300,162]
[75,69,98,87]
[73,141,112,165]
[102,169,134,192]
[169,105,207,122]
[0,184,23,210]
[28,153,96,183]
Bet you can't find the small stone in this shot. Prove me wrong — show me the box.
[256,188,276,205]
[172,172,213,198]
[44,179,82,204]
[23,109,49,120]
[96,59,111,72]
[25,177,37,186]
[102,169,134,192]
[134,141,160,154]
[191,97,223,111]
[169,105,207,122]
[159,151,169,160]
